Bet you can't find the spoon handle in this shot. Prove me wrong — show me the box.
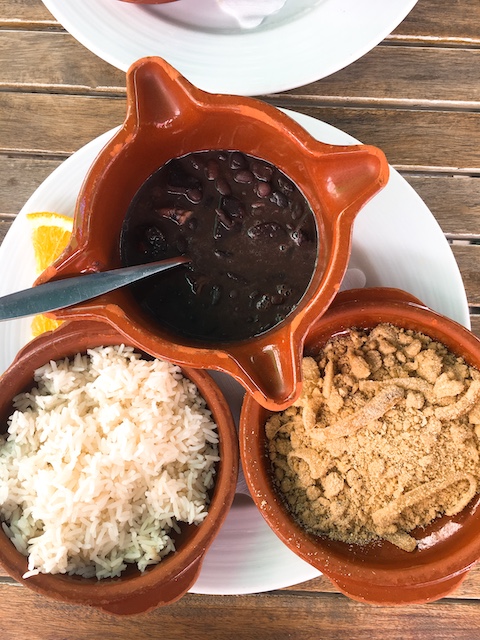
[0,257,190,321]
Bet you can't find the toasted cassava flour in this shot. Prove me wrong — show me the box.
[0,346,219,579]
[266,324,480,551]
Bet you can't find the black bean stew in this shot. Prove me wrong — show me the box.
[120,150,318,343]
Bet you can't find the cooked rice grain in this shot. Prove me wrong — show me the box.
[0,345,219,579]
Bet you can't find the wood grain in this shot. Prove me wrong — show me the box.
[1,31,479,110]
[0,0,55,25]
[0,31,126,93]
[393,0,480,44]
[1,92,479,173]
[273,46,480,107]
[1,586,480,640]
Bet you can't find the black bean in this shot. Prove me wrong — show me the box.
[252,161,273,181]
[222,196,245,219]
[215,177,232,196]
[205,159,220,180]
[186,187,202,203]
[270,191,289,208]
[215,208,235,230]
[277,176,295,195]
[234,169,254,184]
[230,152,248,169]
[254,181,272,198]
[290,228,309,245]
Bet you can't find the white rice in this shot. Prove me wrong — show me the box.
[0,345,220,580]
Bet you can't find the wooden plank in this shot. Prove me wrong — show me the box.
[403,175,480,238]
[284,564,480,600]
[1,586,480,640]
[0,0,56,26]
[274,105,480,174]
[2,560,477,601]
[0,31,125,93]
[0,92,124,155]
[273,46,480,108]
[392,0,480,45]
[0,156,64,215]
[1,92,479,172]
[1,32,479,109]
[451,244,480,308]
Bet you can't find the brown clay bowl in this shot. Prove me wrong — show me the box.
[240,287,480,605]
[0,320,238,615]
[35,56,389,411]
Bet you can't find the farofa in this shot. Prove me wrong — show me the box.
[266,323,480,551]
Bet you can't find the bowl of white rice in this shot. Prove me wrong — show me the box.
[0,319,238,615]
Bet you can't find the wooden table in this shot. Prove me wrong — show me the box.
[1,1,480,637]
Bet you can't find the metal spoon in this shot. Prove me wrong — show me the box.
[0,256,190,321]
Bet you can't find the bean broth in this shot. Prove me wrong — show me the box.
[120,150,318,342]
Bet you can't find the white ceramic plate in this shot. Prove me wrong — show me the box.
[41,0,418,95]
[0,110,468,594]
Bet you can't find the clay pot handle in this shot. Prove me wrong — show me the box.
[313,144,389,226]
[229,334,302,411]
[327,569,469,605]
[330,287,427,311]
[126,57,197,130]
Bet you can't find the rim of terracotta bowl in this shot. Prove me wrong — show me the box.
[35,55,389,412]
[0,319,238,615]
[240,287,480,605]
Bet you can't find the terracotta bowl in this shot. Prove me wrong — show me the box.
[0,320,238,615]
[36,56,389,411]
[240,287,480,605]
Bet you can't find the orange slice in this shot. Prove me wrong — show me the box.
[26,211,73,337]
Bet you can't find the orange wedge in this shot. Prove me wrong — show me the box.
[26,211,74,337]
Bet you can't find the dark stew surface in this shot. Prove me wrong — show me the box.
[120,150,318,342]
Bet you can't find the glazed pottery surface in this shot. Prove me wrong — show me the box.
[35,56,389,411]
[240,287,480,605]
[0,320,238,614]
